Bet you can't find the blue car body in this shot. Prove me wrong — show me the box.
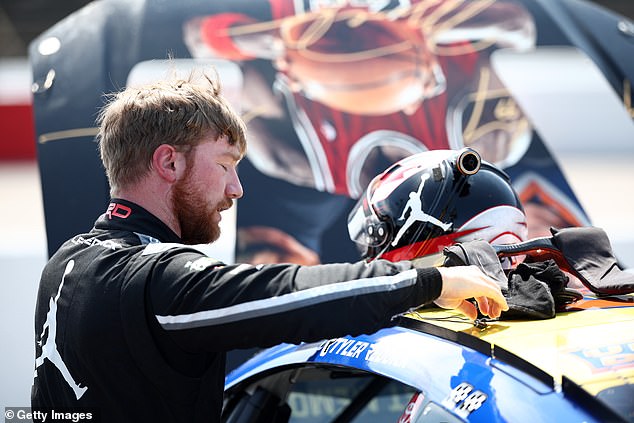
[224,301,634,422]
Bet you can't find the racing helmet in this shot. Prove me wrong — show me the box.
[347,148,527,262]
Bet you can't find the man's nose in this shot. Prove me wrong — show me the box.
[226,169,243,199]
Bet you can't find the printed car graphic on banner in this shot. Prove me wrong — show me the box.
[30,0,634,264]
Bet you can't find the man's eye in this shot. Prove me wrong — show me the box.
[219,164,228,171]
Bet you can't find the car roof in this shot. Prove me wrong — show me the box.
[226,296,634,422]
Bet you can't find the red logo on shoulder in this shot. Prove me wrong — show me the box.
[106,203,132,219]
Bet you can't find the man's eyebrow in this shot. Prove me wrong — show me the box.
[222,150,243,163]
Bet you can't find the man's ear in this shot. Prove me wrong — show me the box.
[152,144,185,183]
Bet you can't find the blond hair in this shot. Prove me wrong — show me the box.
[97,71,247,194]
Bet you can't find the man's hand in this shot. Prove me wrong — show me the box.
[435,265,509,320]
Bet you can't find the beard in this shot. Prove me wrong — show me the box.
[172,172,233,245]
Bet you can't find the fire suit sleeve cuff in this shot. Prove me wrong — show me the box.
[415,267,443,306]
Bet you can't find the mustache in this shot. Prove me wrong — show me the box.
[218,198,234,211]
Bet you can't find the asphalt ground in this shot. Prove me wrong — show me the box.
[1,154,633,412]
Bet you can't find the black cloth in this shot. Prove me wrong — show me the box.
[442,240,508,289]
[31,199,443,423]
[510,259,582,313]
[442,240,579,320]
[550,227,634,296]
[504,261,565,319]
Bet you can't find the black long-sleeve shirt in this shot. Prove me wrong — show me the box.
[32,199,442,422]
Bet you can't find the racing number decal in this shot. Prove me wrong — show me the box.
[457,390,487,418]
[449,382,473,404]
[442,382,487,419]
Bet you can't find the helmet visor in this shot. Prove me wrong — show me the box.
[347,177,388,251]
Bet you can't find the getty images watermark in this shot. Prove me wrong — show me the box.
[4,407,99,423]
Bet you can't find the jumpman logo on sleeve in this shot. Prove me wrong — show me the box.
[34,260,88,400]
[391,173,452,247]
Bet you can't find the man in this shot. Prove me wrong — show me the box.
[32,72,507,422]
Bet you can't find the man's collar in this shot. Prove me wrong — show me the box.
[94,198,181,243]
